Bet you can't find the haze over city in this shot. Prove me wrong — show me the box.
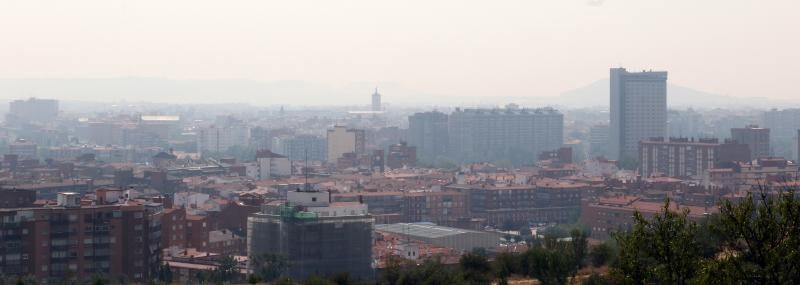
[1,1,800,285]
[1,0,798,105]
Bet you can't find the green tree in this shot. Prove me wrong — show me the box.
[459,253,493,285]
[569,229,589,274]
[589,243,612,267]
[302,275,333,285]
[379,256,405,285]
[250,253,287,282]
[211,255,239,284]
[611,199,702,285]
[706,186,800,284]
[582,273,613,285]
[274,277,295,285]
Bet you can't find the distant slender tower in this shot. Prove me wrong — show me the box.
[371,88,381,112]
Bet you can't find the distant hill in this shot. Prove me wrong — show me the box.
[0,77,791,109]
[556,79,790,109]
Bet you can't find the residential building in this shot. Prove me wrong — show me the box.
[386,142,416,169]
[402,191,468,227]
[6,98,59,125]
[581,196,716,239]
[8,139,37,159]
[609,68,668,162]
[448,106,563,165]
[446,179,584,228]
[407,111,449,162]
[0,192,163,282]
[247,189,374,280]
[272,135,327,162]
[326,126,365,162]
[197,121,250,157]
[731,125,770,160]
[639,138,750,178]
[588,124,610,158]
[245,150,291,180]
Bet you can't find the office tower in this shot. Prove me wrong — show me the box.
[197,117,250,157]
[272,135,328,162]
[0,191,163,282]
[448,106,563,165]
[326,126,365,162]
[588,124,610,159]
[609,68,668,162]
[6,97,59,125]
[638,138,750,178]
[371,88,381,112]
[407,111,449,162]
[731,125,770,160]
[247,188,374,280]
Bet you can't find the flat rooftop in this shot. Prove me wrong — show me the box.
[375,223,482,239]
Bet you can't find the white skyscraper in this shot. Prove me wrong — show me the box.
[609,68,668,162]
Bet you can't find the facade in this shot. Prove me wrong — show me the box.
[581,196,716,239]
[402,191,468,227]
[609,68,668,162]
[247,190,374,280]
[0,189,37,208]
[272,135,327,162]
[326,126,366,162]
[386,142,416,169]
[731,125,770,160]
[245,150,291,180]
[763,108,800,140]
[197,123,250,157]
[0,192,163,282]
[7,98,59,125]
[8,139,38,159]
[407,111,449,162]
[588,124,610,159]
[638,137,738,178]
[448,107,563,165]
[446,179,584,228]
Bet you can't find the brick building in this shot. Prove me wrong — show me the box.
[0,192,163,282]
[446,179,585,228]
[581,196,717,239]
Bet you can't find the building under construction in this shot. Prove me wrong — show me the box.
[247,188,374,280]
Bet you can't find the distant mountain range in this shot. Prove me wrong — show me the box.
[0,77,791,109]
[553,79,792,109]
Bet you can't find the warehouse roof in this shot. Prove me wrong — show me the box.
[375,223,482,239]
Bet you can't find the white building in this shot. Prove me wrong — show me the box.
[245,150,291,180]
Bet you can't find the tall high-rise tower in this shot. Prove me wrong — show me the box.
[609,68,668,162]
[371,88,381,111]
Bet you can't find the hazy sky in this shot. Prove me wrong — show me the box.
[1,0,798,100]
